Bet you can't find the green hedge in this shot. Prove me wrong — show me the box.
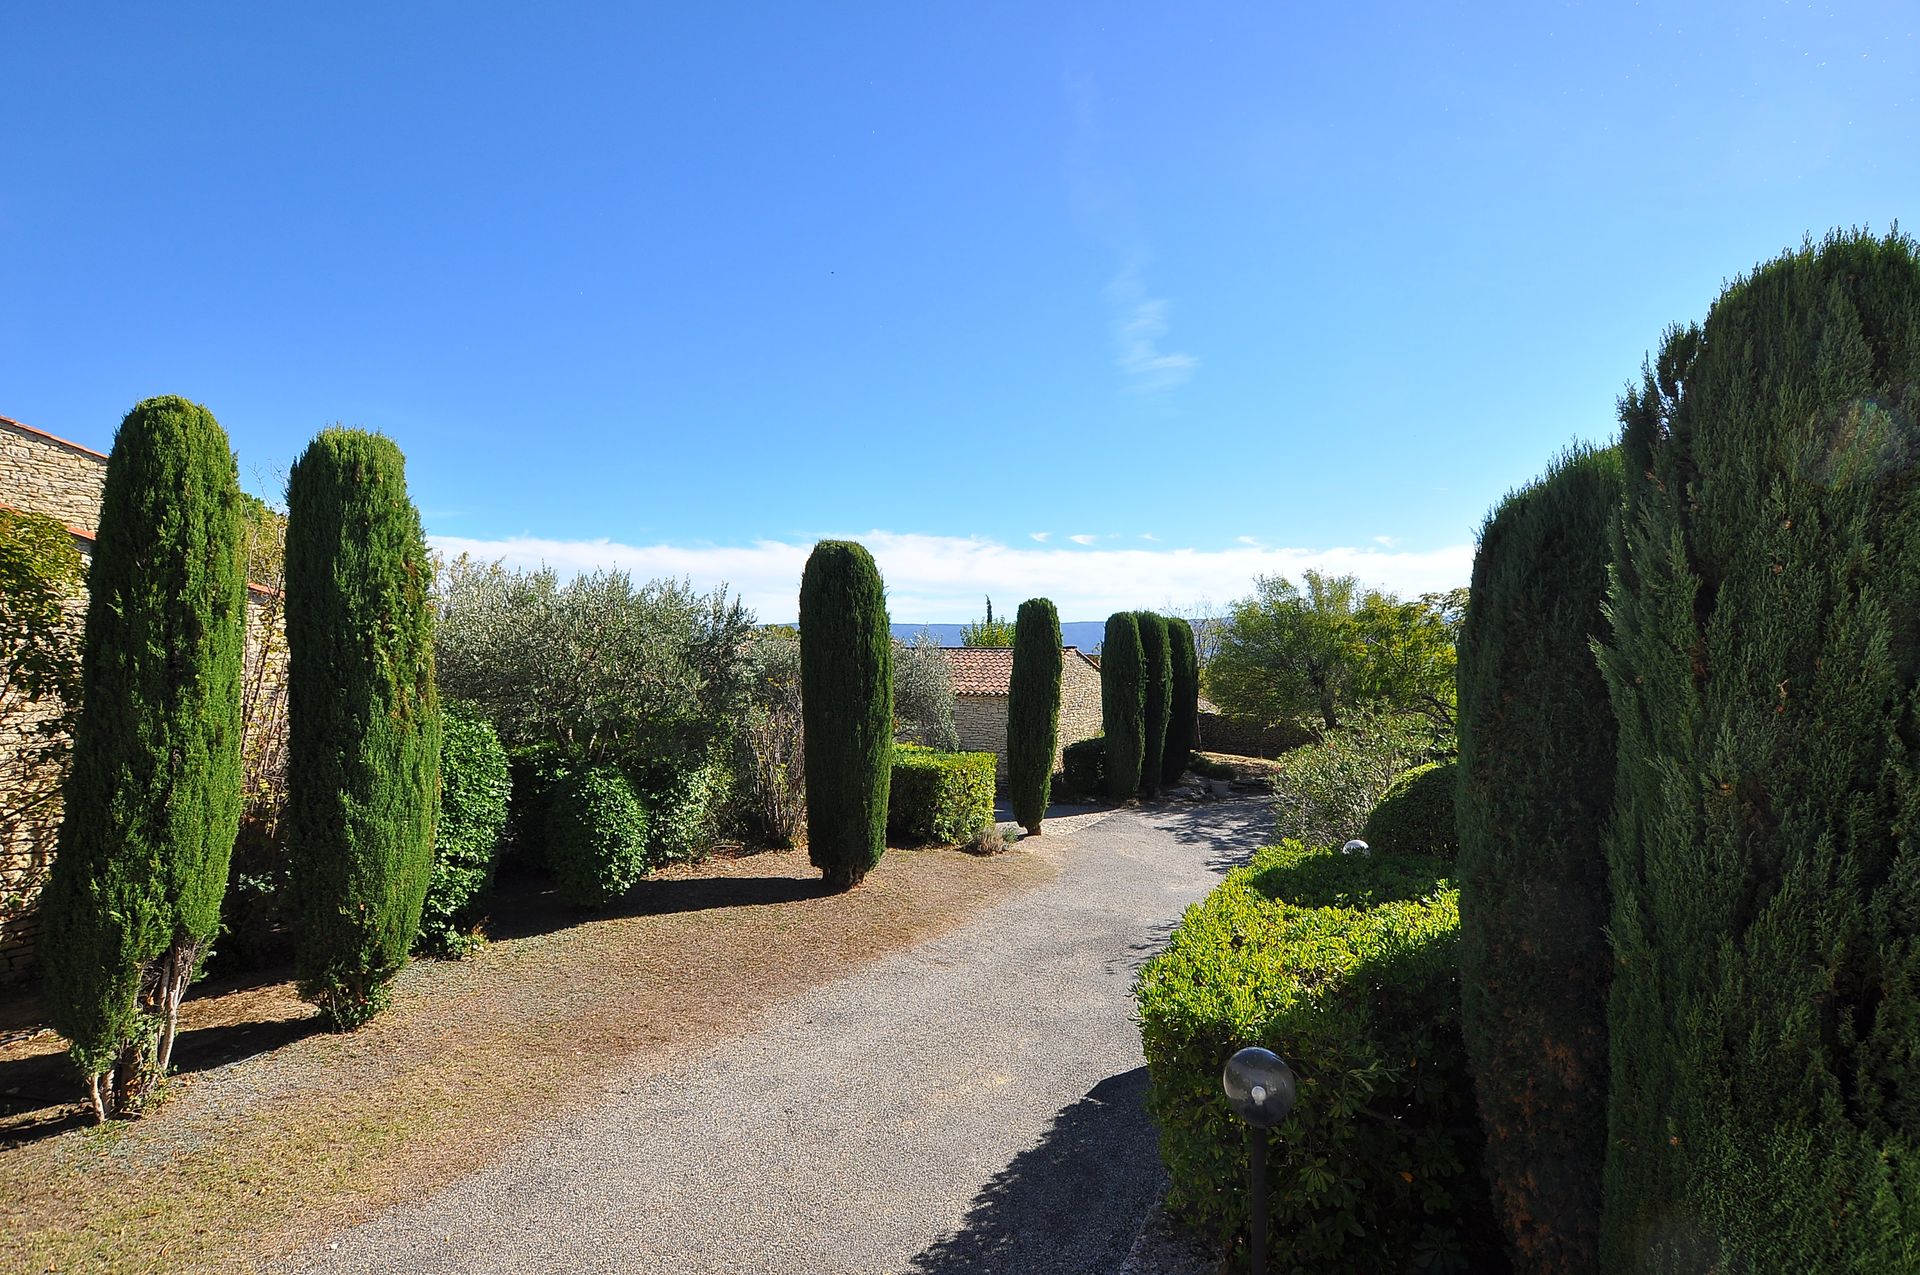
[544,765,650,908]
[1059,736,1105,800]
[1359,760,1459,859]
[417,703,511,958]
[1136,842,1502,1272]
[887,748,996,845]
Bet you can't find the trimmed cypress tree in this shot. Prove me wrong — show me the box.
[1457,444,1624,1275]
[1597,230,1920,1271]
[1008,597,1063,835]
[799,540,893,890]
[285,428,441,1031]
[1135,612,1173,797]
[1161,616,1199,786]
[1101,611,1145,799]
[39,396,246,1121]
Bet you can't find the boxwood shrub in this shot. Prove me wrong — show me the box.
[887,748,995,845]
[1358,759,1459,859]
[1059,736,1106,800]
[544,765,650,908]
[417,702,511,957]
[1135,842,1503,1273]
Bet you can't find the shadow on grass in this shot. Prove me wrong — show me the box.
[909,1066,1167,1275]
[481,866,835,943]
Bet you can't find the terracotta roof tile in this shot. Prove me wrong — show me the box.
[939,646,1099,696]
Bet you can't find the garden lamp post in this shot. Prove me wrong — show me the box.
[1222,1045,1296,1275]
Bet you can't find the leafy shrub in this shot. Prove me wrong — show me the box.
[286,428,440,1032]
[1135,842,1502,1273]
[1101,612,1145,798]
[1359,760,1459,859]
[887,749,996,845]
[1598,230,1920,1270]
[1456,444,1623,1274]
[544,765,650,908]
[893,627,960,750]
[1008,598,1062,834]
[1136,611,1173,797]
[800,540,893,890]
[502,743,572,866]
[739,626,805,847]
[632,748,729,866]
[40,396,248,1119]
[1059,736,1106,800]
[961,823,1017,855]
[1269,710,1436,848]
[418,703,511,958]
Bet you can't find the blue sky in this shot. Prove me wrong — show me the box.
[3,2,1915,620]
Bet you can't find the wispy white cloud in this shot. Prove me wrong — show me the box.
[430,530,1473,623]
[1140,532,1160,542]
[1029,531,1051,542]
[1068,533,1100,546]
[1373,534,1398,548]
[1236,535,1263,547]
[1106,263,1197,391]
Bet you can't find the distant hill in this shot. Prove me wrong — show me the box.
[889,621,1110,652]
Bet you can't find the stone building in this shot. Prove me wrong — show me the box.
[0,414,287,983]
[938,646,1104,778]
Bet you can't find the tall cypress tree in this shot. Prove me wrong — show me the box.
[1135,611,1173,797]
[40,396,246,1121]
[1101,611,1145,799]
[800,540,893,890]
[1457,445,1624,1275]
[1161,616,1199,786]
[1597,230,1920,1271]
[285,428,440,1031]
[1008,597,1062,835]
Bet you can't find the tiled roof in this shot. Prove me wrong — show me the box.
[940,646,1098,697]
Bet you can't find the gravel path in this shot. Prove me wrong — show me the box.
[282,796,1272,1275]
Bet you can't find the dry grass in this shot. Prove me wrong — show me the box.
[0,841,1054,1274]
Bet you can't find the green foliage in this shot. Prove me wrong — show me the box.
[738,626,805,847]
[1135,611,1173,797]
[800,540,893,890]
[285,428,441,1032]
[1456,444,1623,1274]
[1162,616,1199,786]
[417,702,510,958]
[1135,842,1502,1272]
[1101,612,1146,799]
[39,396,247,1112]
[631,747,730,865]
[1359,760,1460,859]
[544,765,650,907]
[959,596,1015,647]
[435,555,754,769]
[1270,710,1437,848]
[0,508,85,921]
[893,627,960,750]
[887,748,996,845]
[1060,736,1106,800]
[1209,571,1461,733]
[1008,598,1062,833]
[1596,231,1920,1272]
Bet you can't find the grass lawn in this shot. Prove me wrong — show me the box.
[0,841,1053,1274]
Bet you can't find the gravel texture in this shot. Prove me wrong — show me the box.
[282,794,1269,1275]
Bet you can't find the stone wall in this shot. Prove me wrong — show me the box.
[1057,651,1103,762]
[949,650,1103,780]
[1,417,107,529]
[952,695,1010,777]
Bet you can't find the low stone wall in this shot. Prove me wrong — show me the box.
[1,418,107,530]
[1195,710,1316,759]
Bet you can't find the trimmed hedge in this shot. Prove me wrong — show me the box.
[632,748,730,866]
[800,540,894,890]
[1008,597,1062,834]
[1457,443,1623,1274]
[887,748,996,845]
[1060,736,1106,800]
[1101,612,1146,798]
[1598,230,1920,1270]
[1359,760,1459,859]
[544,765,650,908]
[1136,611,1173,797]
[1162,616,1199,785]
[417,702,511,958]
[1136,842,1502,1272]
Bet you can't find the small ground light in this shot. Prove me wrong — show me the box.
[1222,1046,1296,1275]
[1342,838,1370,855]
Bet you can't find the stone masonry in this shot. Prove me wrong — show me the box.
[941,646,1104,779]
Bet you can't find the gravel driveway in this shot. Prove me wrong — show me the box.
[282,796,1272,1275]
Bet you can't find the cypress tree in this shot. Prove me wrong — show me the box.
[1135,611,1173,797]
[1597,230,1920,1271]
[1008,597,1062,835]
[1161,616,1199,786]
[285,428,440,1031]
[1457,445,1624,1275]
[1101,611,1145,799]
[40,396,246,1121]
[799,540,893,890]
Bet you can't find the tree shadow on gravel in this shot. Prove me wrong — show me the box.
[909,1066,1168,1275]
[1143,799,1273,873]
